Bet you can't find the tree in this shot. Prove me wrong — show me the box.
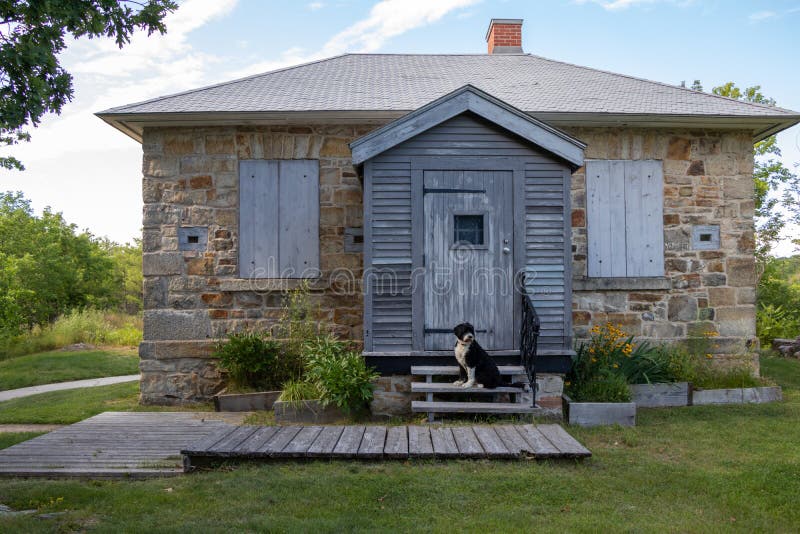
[0,191,118,336]
[0,0,177,170]
[711,83,800,258]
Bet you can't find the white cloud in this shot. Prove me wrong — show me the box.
[749,10,777,22]
[233,0,479,77]
[574,0,692,10]
[308,2,325,10]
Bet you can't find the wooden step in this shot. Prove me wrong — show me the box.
[411,383,526,394]
[412,401,540,415]
[411,365,525,376]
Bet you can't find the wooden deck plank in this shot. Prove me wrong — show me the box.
[411,401,541,414]
[494,425,530,456]
[358,426,387,458]
[430,427,459,458]
[307,426,345,457]
[279,426,323,457]
[473,426,514,458]
[256,426,302,457]
[208,427,260,455]
[407,426,434,458]
[383,426,408,458]
[234,426,280,454]
[451,427,484,458]
[411,383,525,394]
[537,424,592,458]
[518,424,561,458]
[331,426,365,458]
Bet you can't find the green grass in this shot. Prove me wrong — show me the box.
[0,432,45,450]
[0,382,212,425]
[0,348,138,390]
[0,358,797,531]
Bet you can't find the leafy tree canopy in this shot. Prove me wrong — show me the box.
[0,0,176,170]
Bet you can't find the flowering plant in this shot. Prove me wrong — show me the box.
[566,323,667,402]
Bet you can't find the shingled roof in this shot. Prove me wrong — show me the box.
[98,53,800,141]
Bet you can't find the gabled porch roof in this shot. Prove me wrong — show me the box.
[349,85,586,169]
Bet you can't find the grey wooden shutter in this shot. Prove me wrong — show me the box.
[278,160,319,276]
[239,160,319,278]
[239,160,279,278]
[586,160,663,277]
[624,160,663,276]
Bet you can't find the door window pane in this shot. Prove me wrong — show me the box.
[454,214,484,245]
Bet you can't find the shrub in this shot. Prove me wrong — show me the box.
[757,304,800,346]
[277,280,320,359]
[571,371,632,403]
[214,331,301,391]
[304,335,378,414]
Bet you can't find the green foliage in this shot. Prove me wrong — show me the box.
[304,335,378,414]
[277,280,320,359]
[0,309,142,359]
[0,0,177,170]
[757,255,800,344]
[278,379,323,405]
[214,332,300,392]
[650,344,764,389]
[571,371,632,403]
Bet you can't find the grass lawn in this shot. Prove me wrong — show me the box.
[0,348,138,390]
[0,432,45,451]
[0,356,797,531]
[0,382,212,425]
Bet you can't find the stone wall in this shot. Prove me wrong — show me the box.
[565,128,757,362]
[139,125,373,403]
[138,122,759,405]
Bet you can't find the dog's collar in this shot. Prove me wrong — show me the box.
[456,339,472,347]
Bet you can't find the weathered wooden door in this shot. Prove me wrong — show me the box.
[423,170,514,350]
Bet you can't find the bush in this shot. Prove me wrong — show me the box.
[647,343,764,390]
[757,304,800,346]
[304,336,378,414]
[214,331,302,392]
[572,372,632,403]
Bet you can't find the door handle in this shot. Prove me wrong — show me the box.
[502,247,511,254]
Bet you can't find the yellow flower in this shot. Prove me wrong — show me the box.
[565,381,571,386]
[591,357,598,363]
[612,363,619,369]
[705,353,713,359]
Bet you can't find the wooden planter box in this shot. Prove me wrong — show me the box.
[214,391,281,412]
[562,395,636,427]
[273,400,345,424]
[629,382,690,408]
[692,386,782,406]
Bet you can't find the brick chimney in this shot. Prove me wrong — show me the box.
[485,19,523,54]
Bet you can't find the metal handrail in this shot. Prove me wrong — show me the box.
[520,275,541,407]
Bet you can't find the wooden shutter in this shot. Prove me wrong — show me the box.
[624,160,664,276]
[278,160,319,276]
[238,160,319,278]
[586,160,663,277]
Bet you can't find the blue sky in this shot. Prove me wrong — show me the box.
[1,0,798,253]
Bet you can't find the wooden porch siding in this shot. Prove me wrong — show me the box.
[0,412,235,479]
[182,423,590,464]
[364,113,572,352]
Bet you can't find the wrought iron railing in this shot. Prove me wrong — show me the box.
[520,276,541,407]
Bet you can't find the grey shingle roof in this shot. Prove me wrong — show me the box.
[99,53,798,118]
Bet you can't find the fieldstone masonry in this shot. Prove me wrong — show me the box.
[139,123,759,406]
[566,128,758,365]
[139,125,371,403]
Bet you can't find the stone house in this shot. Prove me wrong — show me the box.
[98,19,800,413]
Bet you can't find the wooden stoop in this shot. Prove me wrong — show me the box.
[411,365,547,422]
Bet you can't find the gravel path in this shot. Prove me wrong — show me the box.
[0,375,140,402]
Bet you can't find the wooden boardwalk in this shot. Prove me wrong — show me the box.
[0,412,236,478]
[183,423,590,466]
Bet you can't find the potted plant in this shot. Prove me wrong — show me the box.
[213,331,302,412]
[273,336,379,423]
[563,323,638,427]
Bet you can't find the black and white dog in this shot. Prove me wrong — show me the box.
[452,322,503,389]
